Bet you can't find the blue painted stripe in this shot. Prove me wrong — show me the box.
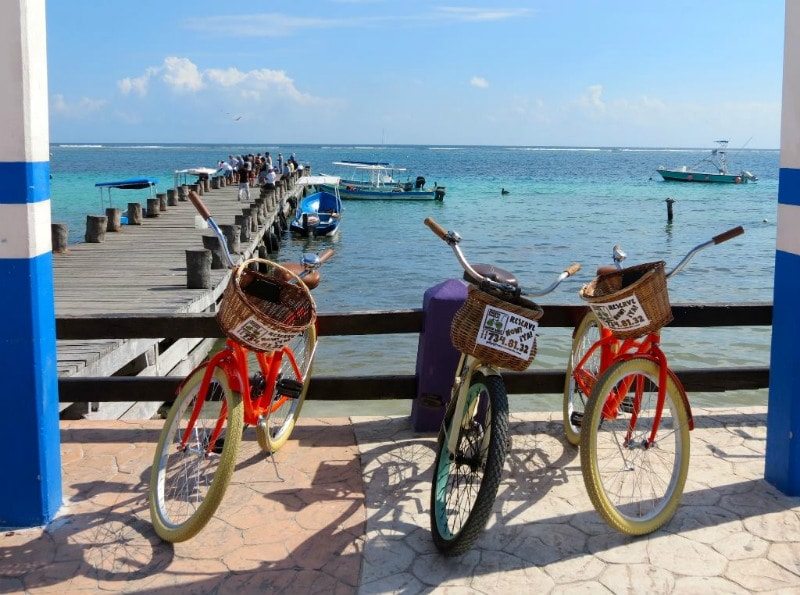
[778,168,800,206]
[0,253,61,526]
[765,249,800,496]
[0,161,50,204]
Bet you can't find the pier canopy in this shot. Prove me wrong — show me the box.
[94,177,158,190]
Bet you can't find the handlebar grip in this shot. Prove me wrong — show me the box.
[424,217,448,240]
[318,248,335,264]
[188,190,211,221]
[564,263,582,277]
[712,226,744,245]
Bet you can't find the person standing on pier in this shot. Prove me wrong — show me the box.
[277,153,284,173]
[237,159,251,201]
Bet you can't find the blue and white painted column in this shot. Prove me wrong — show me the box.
[765,1,800,496]
[0,0,62,526]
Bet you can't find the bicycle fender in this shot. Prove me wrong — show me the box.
[476,364,502,378]
[610,352,694,432]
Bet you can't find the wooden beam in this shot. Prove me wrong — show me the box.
[55,303,772,340]
[58,366,769,403]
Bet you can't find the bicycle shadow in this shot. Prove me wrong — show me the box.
[1,463,174,592]
[352,412,800,591]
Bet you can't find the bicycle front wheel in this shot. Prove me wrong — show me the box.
[581,357,690,535]
[430,371,509,556]
[256,324,316,453]
[149,364,243,542]
[563,311,601,446]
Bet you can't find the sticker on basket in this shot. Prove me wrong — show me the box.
[230,316,281,350]
[589,294,650,331]
[475,304,538,360]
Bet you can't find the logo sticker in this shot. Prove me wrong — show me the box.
[231,316,282,350]
[475,304,538,360]
[589,294,651,331]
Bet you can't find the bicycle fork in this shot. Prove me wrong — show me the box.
[444,354,501,465]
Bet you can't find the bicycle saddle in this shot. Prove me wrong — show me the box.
[464,264,518,287]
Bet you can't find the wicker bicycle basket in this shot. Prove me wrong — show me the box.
[579,260,672,339]
[216,258,316,352]
[451,285,544,372]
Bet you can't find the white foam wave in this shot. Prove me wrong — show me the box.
[58,144,103,148]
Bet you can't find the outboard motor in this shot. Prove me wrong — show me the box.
[434,186,446,201]
[415,176,426,189]
[403,181,414,192]
[743,171,758,182]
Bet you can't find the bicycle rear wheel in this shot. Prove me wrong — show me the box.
[149,364,243,542]
[563,312,601,446]
[580,357,690,535]
[430,371,509,556]
[256,324,316,453]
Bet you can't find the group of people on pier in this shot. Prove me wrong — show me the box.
[216,152,302,202]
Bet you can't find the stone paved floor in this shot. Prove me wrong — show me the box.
[1,419,364,594]
[354,407,800,594]
[2,407,800,593]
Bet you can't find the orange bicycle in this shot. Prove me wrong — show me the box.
[149,191,333,542]
[563,226,743,535]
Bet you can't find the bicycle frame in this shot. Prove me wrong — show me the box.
[178,335,317,455]
[445,354,502,456]
[572,325,693,446]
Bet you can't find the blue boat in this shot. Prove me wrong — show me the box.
[289,190,343,237]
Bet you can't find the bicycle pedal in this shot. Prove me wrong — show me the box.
[276,378,303,400]
[620,397,636,414]
[570,411,583,428]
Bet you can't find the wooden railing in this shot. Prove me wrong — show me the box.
[56,303,772,403]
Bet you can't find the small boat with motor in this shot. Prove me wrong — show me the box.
[289,186,343,237]
[656,140,757,184]
[321,161,446,200]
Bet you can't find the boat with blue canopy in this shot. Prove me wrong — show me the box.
[289,189,343,237]
[95,178,158,222]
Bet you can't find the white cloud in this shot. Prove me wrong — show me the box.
[470,76,489,89]
[118,57,324,105]
[182,8,533,37]
[436,7,533,22]
[51,94,107,117]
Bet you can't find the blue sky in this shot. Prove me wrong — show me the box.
[46,1,785,147]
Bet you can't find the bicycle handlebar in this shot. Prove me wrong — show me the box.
[317,248,335,264]
[188,190,211,221]
[424,217,580,297]
[713,226,744,245]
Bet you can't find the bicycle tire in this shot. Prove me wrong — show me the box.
[256,324,316,453]
[580,357,690,535]
[563,312,601,446]
[430,371,509,556]
[149,364,243,542]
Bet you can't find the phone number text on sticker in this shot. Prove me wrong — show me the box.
[475,304,538,360]
[589,294,651,331]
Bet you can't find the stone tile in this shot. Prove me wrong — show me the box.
[504,522,587,567]
[743,511,800,542]
[586,531,650,564]
[725,558,800,591]
[551,580,613,594]
[767,542,800,576]
[360,572,425,595]
[471,550,554,592]
[410,551,480,587]
[599,563,675,594]
[362,535,416,582]
[665,505,743,544]
[673,576,750,594]
[647,534,727,576]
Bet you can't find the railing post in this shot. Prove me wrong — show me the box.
[0,0,62,526]
[766,1,800,496]
[412,279,467,431]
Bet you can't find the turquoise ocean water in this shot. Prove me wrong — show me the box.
[50,144,777,414]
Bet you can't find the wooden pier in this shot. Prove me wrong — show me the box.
[54,174,303,419]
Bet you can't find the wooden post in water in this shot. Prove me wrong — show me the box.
[85,215,107,243]
[51,223,68,253]
[178,185,188,201]
[146,198,159,217]
[202,234,225,268]
[157,193,167,212]
[166,188,178,206]
[105,208,122,231]
[186,249,212,288]
[665,197,675,223]
[235,214,251,242]
[250,203,263,226]
[127,202,143,225]
[220,224,241,254]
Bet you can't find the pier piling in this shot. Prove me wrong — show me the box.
[665,197,675,223]
[202,234,226,269]
[85,215,108,243]
[146,198,159,217]
[51,223,68,253]
[185,249,212,289]
[127,202,143,225]
[105,208,122,232]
